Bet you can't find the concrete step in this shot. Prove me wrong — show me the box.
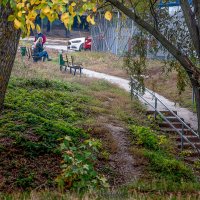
[146,110,177,116]
[177,142,200,149]
[184,156,200,164]
[165,116,184,123]
[162,128,193,135]
[184,151,200,157]
[172,135,200,143]
[159,122,190,129]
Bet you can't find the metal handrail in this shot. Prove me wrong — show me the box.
[130,78,200,154]
[145,87,199,138]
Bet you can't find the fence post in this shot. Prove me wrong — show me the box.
[192,87,195,105]
[130,77,133,100]
[181,123,184,151]
[154,97,157,120]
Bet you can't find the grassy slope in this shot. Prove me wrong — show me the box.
[0,51,199,199]
[0,51,148,192]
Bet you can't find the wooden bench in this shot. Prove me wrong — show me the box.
[59,53,83,76]
[26,47,41,62]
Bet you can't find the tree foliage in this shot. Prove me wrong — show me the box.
[0,0,107,36]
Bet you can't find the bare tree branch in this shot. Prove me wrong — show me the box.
[149,0,158,29]
[107,0,200,78]
[180,0,200,58]
[193,0,200,37]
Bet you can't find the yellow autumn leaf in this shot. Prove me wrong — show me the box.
[27,25,31,36]
[61,13,69,22]
[46,14,55,22]
[86,15,91,23]
[14,19,22,29]
[105,11,112,21]
[42,6,51,14]
[69,5,74,14]
[36,24,41,32]
[92,7,97,12]
[17,11,22,18]
[30,0,36,5]
[30,21,35,29]
[26,10,37,21]
[16,3,24,9]
[90,16,95,25]
[86,15,95,25]
[71,2,76,7]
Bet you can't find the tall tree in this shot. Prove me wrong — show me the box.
[106,0,200,133]
[1,0,200,133]
[0,0,97,110]
[0,5,21,110]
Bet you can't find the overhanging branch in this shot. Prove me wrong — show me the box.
[180,0,200,59]
[107,0,200,80]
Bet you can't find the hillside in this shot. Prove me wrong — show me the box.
[0,50,200,199]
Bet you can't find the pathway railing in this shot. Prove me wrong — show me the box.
[130,77,200,155]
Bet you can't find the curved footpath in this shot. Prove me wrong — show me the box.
[83,69,198,130]
[39,40,198,130]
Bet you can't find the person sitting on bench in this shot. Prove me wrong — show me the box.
[33,37,51,61]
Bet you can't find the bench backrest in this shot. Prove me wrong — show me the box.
[26,47,32,59]
[65,54,73,66]
[59,53,65,65]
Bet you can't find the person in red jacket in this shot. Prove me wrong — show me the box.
[34,31,46,46]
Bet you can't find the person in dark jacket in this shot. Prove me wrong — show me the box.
[33,37,51,61]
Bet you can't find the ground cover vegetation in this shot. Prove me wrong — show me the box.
[1,0,200,133]
[0,52,200,199]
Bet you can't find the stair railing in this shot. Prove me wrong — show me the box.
[130,77,200,155]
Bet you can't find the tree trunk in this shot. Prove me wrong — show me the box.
[194,87,200,134]
[108,0,200,134]
[190,77,200,134]
[0,5,21,111]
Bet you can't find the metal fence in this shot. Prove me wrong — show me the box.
[91,13,168,59]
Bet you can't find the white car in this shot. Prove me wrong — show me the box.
[67,37,85,51]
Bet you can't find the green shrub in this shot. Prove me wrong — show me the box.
[129,125,167,151]
[0,78,106,191]
[143,150,194,181]
[129,125,195,182]
[56,136,108,191]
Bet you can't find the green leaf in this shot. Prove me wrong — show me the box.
[8,15,15,21]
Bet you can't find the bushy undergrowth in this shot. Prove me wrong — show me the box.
[56,136,108,191]
[129,125,195,182]
[0,78,107,191]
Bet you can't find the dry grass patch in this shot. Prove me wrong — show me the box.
[144,64,194,111]
[70,51,127,78]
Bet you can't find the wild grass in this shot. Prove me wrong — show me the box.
[1,52,148,193]
[1,51,199,198]
[1,188,200,200]
[129,125,200,195]
[67,51,195,112]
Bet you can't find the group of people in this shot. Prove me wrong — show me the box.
[33,31,51,61]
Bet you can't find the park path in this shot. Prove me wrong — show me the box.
[26,37,197,130]
[83,69,198,130]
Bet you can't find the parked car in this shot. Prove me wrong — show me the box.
[83,36,92,50]
[67,36,92,51]
[67,37,85,51]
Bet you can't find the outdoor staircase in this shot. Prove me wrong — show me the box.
[147,110,200,163]
[130,78,200,164]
